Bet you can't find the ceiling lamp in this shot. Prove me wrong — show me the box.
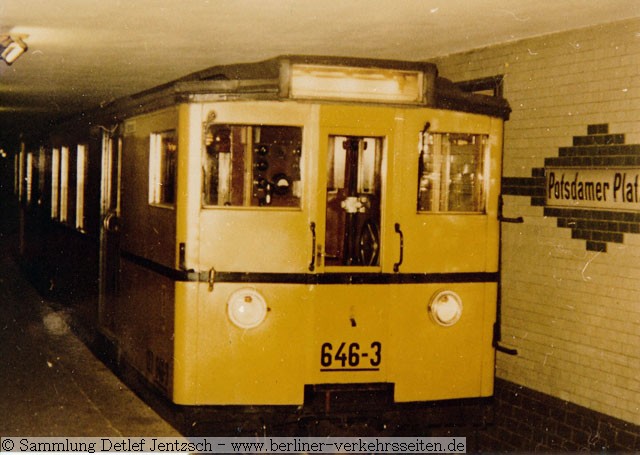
[1,34,28,65]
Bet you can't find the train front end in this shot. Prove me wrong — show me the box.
[161,58,508,406]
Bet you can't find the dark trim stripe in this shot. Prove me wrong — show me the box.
[120,250,195,281]
[120,250,498,285]
[202,271,499,284]
[320,368,381,372]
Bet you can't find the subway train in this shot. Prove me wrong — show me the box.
[14,55,510,419]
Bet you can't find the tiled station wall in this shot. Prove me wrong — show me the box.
[431,17,640,430]
[479,379,639,452]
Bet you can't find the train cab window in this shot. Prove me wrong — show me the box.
[149,130,178,206]
[325,136,382,267]
[417,132,487,213]
[203,125,302,208]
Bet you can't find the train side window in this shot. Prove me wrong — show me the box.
[51,147,60,219]
[417,132,487,213]
[203,124,302,208]
[149,130,178,207]
[76,144,87,230]
[14,153,19,195]
[17,147,24,201]
[60,146,70,222]
[36,147,46,206]
[25,152,33,205]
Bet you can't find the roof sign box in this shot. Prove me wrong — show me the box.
[288,63,425,104]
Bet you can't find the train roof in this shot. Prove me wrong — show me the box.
[91,55,511,125]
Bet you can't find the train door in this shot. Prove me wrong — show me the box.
[324,136,382,267]
[98,129,121,336]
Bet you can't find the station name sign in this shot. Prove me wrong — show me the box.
[546,168,640,211]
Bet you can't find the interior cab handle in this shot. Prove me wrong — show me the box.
[393,222,404,273]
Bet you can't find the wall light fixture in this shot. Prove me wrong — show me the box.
[1,34,28,65]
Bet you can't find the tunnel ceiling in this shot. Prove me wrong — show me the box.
[1,0,638,147]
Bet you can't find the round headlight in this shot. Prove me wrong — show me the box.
[429,290,463,327]
[227,288,268,329]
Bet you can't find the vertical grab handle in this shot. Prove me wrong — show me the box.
[309,222,317,272]
[393,223,404,273]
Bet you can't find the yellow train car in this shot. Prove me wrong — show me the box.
[18,56,510,409]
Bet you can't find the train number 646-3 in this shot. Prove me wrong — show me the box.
[320,341,381,369]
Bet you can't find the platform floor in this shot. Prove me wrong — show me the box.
[0,235,180,436]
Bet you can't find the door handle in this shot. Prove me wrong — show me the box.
[103,211,119,233]
[393,223,404,273]
[309,222,316,272]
